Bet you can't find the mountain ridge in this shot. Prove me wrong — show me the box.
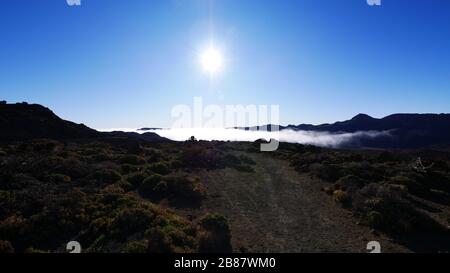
[240,113,450,149]
[2,102,450,149]
[0,102,168,143]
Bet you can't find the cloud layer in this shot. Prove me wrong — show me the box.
[99,127,390,148]
[138,128,390,148]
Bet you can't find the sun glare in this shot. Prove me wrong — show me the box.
[200,47,223,75]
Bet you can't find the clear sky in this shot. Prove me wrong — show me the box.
[1,0,449,129]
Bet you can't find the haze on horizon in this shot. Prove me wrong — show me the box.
[1,0,449,129]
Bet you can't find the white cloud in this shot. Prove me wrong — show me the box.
[98,128,390,148]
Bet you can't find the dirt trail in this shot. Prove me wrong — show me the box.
[199,153,409,253]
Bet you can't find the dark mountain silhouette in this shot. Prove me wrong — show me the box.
[137,127,163,131]
[287,113,450,149]
[2,102,449,149]
[0,103,100,141]
[238,113,450,149]
[0,103,168,143]
[106,131,168,142]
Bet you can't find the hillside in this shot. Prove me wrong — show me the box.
[0,103,167,143]
[288,113,450,149]
[0,103,100,142]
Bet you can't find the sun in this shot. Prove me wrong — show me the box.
[200,47,223,75]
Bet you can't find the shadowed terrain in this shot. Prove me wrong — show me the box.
[1,103,450,253]
[198,152,409,252]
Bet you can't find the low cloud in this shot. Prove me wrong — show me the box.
[99,128,390,148]
[140,128,389,148]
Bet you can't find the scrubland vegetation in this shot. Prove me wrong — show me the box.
[1,138,449,252]
[0,139,249,253]
[271,142,450,251]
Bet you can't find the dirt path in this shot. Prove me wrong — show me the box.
[198,153,410,253]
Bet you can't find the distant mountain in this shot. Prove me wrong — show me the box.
[237,113,450,149]
[0,102,168,143]
[137,127,163,131]
[2,102,449,149]
[289,113,450,149]
[106,131,168,142]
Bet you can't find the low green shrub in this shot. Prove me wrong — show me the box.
[127,172,147,187]
[139,175,164,196]
[198,213,232,253]
[45,173,71,184]
[121,240,148,253]
[121,164,139,174]
[309,163,342,182]
[92,169,122,184]
[148,162,170,175]
[119,155,146,165]
[366,210,384,228]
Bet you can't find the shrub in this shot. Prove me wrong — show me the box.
[91,153,112,162]
[145,148,164,163]
[56,157,92,179]
[92,169,122,184]
[121,164,139,174]
[127,172,147,187]
[353,183,443,234]
[117,180,133,192]
[170,160,183,169]
[389,175,425,194]
[333,190,349,205]
[145,228,174,253]
[0,214,26,242]
[153,181,168,195]
[45,173,71,184]
[169,176,206,200]
[0,240,14,253]
[139,175,164,196]
[119,155,146,165]
[34,156,65,173]
[138,175,206,206]
[309,163,342,182]
[148,162,170,175]
[198,213,232,253]
[335,175,365,194]
[121,240,149,253]
[30,140,58,153]
[366,211,384,228]
[179,146,222,169]
[110,208,155,239]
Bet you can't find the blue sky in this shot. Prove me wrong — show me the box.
[1,0,449,129]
